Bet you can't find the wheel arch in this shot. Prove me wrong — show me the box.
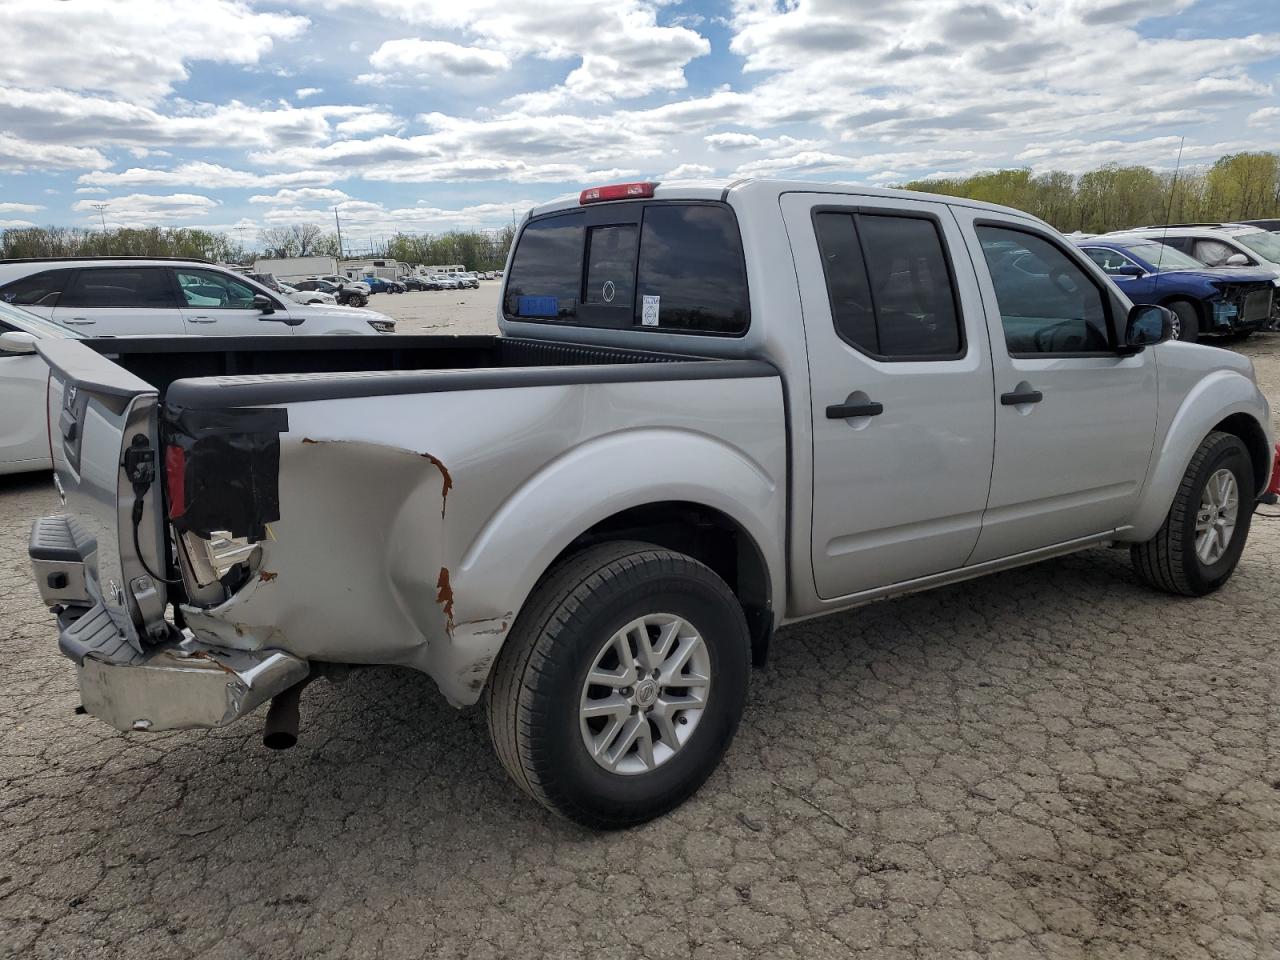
[1213,411,1270,496]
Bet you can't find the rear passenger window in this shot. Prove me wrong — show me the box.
[634,205,749,334]
[62,268,176,308]
[1,270,69,308]
[814,211,963,358]
[504,212,584,320]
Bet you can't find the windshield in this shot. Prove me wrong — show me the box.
[1234,230,1280,264]
[1116,240,1205,271]
[0,299,81,338]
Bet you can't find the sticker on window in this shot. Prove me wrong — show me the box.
[641,295,660,326]
[517,295,560,318]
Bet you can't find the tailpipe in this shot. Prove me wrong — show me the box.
[263,676,313,750]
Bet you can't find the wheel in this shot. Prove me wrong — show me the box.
[485,540,750,829]
[1167,300,1200,342]
[1131,431,1254,596]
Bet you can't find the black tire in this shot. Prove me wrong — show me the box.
[1131,431,1254,596]
[1167,300,1200,342]
[485,540,750,829]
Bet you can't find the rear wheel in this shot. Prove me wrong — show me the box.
[1131,431,1254,596]
[486,541,750,828]
[1167,300,1200,342]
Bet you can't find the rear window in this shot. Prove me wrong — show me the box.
[62,267,176,308]
[503,202,749,335]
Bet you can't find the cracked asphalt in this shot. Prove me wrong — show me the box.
[3,330,1280,960]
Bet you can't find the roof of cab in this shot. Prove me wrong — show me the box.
[527,178,1051,228]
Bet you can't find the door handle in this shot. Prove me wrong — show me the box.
[1000,388,1043,405]
[826,400,884,419]
[62,318,95,325]
[187,317,217,324]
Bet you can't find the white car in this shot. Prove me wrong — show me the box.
[278,281,337,306]
[0,300,77,473]
[1116,224,1280,280]
[312,275,372,296]
[429,274,462,289]
[0,259,394,336]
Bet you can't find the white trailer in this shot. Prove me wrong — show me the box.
[253,256,340,282]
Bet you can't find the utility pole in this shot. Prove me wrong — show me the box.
[333,206,344,259]
[91,202,109,231]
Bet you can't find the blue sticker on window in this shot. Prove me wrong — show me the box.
[517,296,559,318]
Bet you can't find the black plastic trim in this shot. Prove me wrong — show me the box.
[826,401,884,418]
[1000,389,1043,405]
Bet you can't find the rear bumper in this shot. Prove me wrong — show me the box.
[56,602,308,732]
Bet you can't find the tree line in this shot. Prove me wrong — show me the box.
[2,152,1276,265]
[901,152,1280,234]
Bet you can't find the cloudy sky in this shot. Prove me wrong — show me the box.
[1,0,1277,248]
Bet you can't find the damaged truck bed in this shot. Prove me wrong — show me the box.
[32,333,785,717]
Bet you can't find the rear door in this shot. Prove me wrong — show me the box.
[781,192,996,599]
[50,267,184,335]
[955,211,1158,562]
[173,266,294,335]
[0,324,50,470]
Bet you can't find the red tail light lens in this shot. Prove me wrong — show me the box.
[1268,444,1280,498]
[580,182,656,204]
[164,445,186,520]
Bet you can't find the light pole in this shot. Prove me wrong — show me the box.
[334,206,345,259]
[90,202,109,231]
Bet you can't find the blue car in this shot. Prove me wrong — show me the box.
[1076,236,1276,342]
[361,276,392,294]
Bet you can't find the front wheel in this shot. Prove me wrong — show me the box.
[486,541,750,829]
[1167,300,1200,342]
[1131,431,1254,596]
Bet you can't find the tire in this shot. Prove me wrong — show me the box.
[485,540,750,829]
[1131,431,1254,596]
[1167,300,1200,342]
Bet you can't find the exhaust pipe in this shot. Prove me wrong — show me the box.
[263,676,313,750]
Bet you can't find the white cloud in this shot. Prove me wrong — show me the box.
[0,219,37,229]
[0,133,108,173]
[334,112,404,136]
[0,202,44,214]
[249,187,351,205]
[1249,106,1280,127]
[78,162,341,190]
[1,0,308,103]
[71,192,219,227]
[662,163,715,179]
[296,87,324,100]
[366,39,511,81]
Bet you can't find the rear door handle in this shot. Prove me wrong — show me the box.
[1000,389,1043,405]
[62,318,95,325]
[826,401,884,419]
[187,317,217,324]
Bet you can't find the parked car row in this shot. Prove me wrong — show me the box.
[1071,221,1280,341]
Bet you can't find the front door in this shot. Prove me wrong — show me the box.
[173,267,293,335]
[955,212,1158,563]
[782,193,996,599]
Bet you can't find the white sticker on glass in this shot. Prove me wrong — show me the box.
[641,295,660,326]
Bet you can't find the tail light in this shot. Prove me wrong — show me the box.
[164,444,186,520]
[580,182,657,204]
[1267,444,1280,499]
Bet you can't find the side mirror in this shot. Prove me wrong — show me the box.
[1225,253,1249,266]
[1123,303,1174,350]
[253,293,276,315]
[1115,265,1145,278]
[0,330,38,354]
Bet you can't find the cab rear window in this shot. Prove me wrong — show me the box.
[503,202,749,335]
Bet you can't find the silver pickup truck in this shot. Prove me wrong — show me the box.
[29,179,1279,828]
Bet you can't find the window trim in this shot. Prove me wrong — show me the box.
[810,205,968,363]
[974,218,1122,359]
[0,268,73,309]
[170,266,279,311]
[502,200,752,338]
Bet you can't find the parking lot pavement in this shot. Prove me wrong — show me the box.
[3,339,1279,960]
[372,282,503,336]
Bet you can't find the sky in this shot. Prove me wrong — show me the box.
[1,0,1277,250]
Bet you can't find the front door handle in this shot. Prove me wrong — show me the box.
[1000,388,1043,405]
[62,318,95,325]
[826,400,884,419]
[187,317,217,324]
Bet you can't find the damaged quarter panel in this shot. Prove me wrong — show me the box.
[179,374,787,705]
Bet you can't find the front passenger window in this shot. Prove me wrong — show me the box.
[175,269,258,309]
[977,226,1111,355]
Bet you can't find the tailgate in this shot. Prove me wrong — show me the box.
[34,339,170,653]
